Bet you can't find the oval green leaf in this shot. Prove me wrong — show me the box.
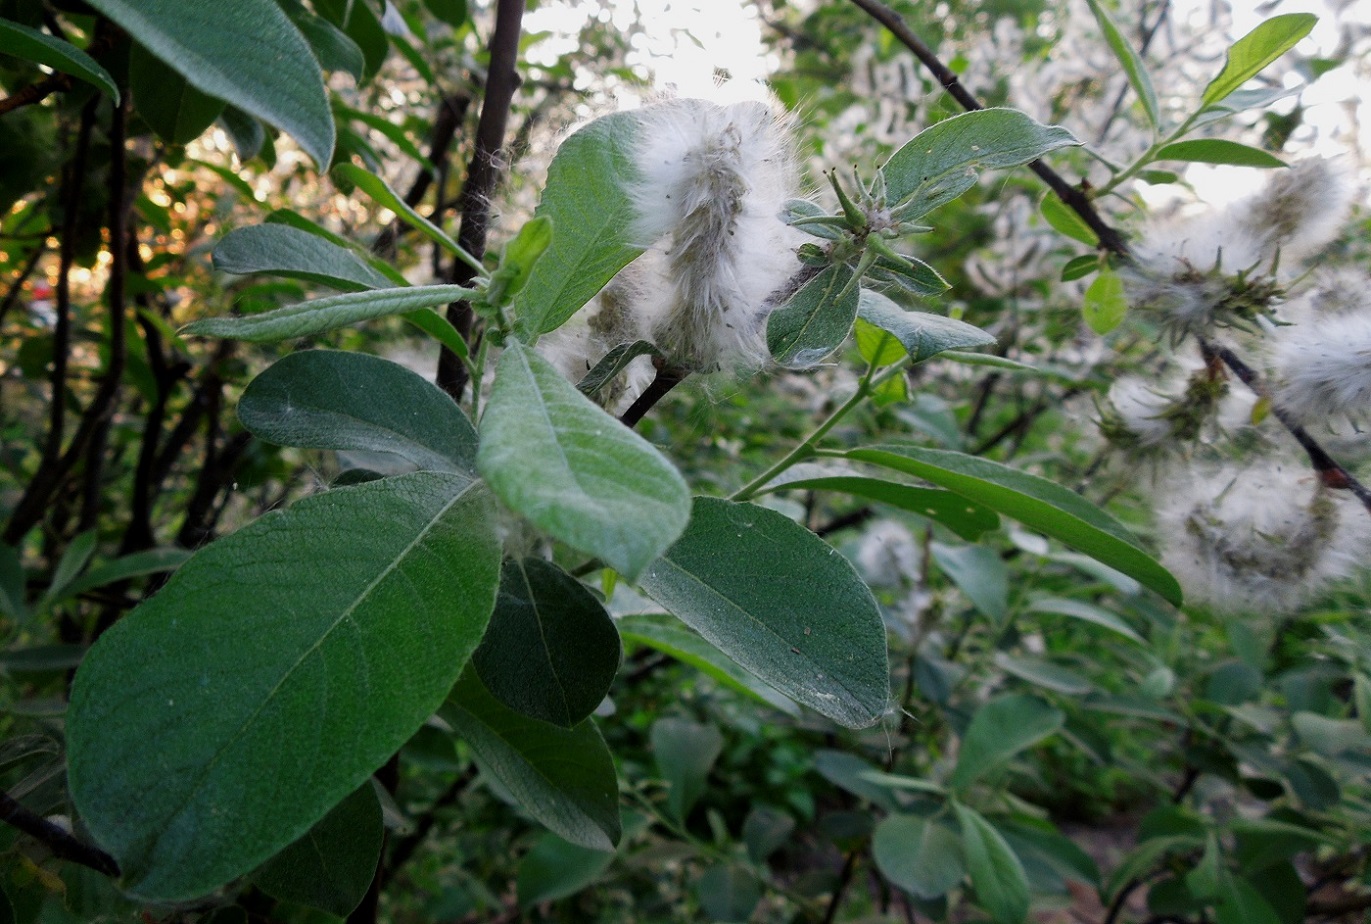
[858,290,995,362]
[843,445,1182,605]
[442,668,621,851]
[0,19,119,100]
[955,803,1031,924]
[515,111,644,336]
[238,350,478,474]
[67,473,502,900]
[1083,266,1128,335]
[882,109,1079,218]
[213,224,394,292]
[182,284,473,342]
[477,341,690,580]
[472,558,621,728]
[1041,193,1099,246]
[1154,139,1286,168]
[85,0,334,167]
[767,264,859,368]
[949,694,1064,789]
[252,783,382,919]
[638,497,890,728]
[874,815,966,900]
[1201,14,1317,107]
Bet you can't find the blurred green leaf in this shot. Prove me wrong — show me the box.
[516,835,614,909]
[955,804,1030,924]
[950,694,1064,789]
[0,19,119,100]
[1083,266,1128,334]
[651,717,723,822]
[1083,0,1158,129]
[874,815,965,899]
[1201,14,1317,107]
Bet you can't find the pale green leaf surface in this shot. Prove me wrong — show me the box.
[238,350,477,474]
[183,285,473,342]
[858,290,995,362]
[767,264,859,367]
[956,804,1031,924]
[67,474,501,900]
[1201,14,1317,106]
[472,558,621,728]
[477,342,689,580]
[874,815,965,899]
[882,109,1078,217]
[950,694,1065,789]
[0,19,119,100]
[844,445,1182,605]
[1083,0,1158,129]
[638,497,889,728]
[1083,267,1128,335]
[85,0,334,166]
[516,112,643,336]
[213,225,393,291]
[1154,139,1285,168]
[253,784,382,919]
[442,669,621,851]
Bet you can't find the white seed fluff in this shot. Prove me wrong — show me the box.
[1155,459,1369,615]
[1230,157,1357,264]
[625,96,804,372]
[1271,310,1371,424]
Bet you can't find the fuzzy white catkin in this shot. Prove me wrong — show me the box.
[624,96,804,373]
[856,520,920,588]
[1154,459,1369,615]
[1230,157,1356,264]
[1271,310,1371,424]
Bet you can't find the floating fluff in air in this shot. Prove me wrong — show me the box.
[1154,458,1370,615]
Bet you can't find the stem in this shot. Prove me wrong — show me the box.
[0,790,119,877]
[732,356,908,502]
[619,363,689,428]
[435,0,526,402]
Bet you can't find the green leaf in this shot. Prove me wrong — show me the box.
[1291,712,1371,758]
[516,835,614,909]
[950,694,1064,789]
[423,0,468,27]
[767,264,859,367]
[1060,254,1101,282]
[238,350,477,474]
[577,341,663,400]
[858,290,995,362]
[220,106,266,161]
[873,815,965,899]
[617,614,801,716]
[40,530,97,607]
[182,284,473,342]
[477,341,690,580]
[696,864,762,923]
[638,497,890,728]
[62,548,190,599]
[761,470,1000,540]
[515,112,643,336]
[472,558,621,728]
[931,541,1007,622]
[855,318,907,368]
[442,668,621,851]
[1025,596,1145,644]
[402,308,469,359]
[955,804,1031,924]
[1083,266,1128,335]
[213,225,394,291]
[842,445,1182,605]
[333,163,476,267]
[315,0,388,81]
[995,654,1093,695]
[651,717,723,822]
[0,545,28,622]
[1216,874,1283,924]
[486,216,554,310]
[85,0,334,167]
[67,473,501,900]
[882,109,1079,218]
[253,784,382,919]
[1355,674,1371,736]
[1041,193,1098,246]
[129,43,225,146]
[1201,14,1317,107]
[1154,139,1286,168]
[290,10,365,80]
[0,19,119,100]
[812,750,900,814]
[743,807,796,863]
[1083,0,1159,130]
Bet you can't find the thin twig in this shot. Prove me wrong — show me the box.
[435,0,526,402]
[1199,338,1371,514]
[619,362,688,428]
[821,850,861,924]
[0,790,119,877]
